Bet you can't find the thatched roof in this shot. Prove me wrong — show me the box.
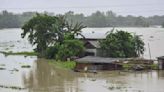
[76,56,123,63]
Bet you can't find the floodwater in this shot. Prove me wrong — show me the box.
[0,28,164,92]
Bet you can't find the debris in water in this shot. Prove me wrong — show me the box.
[0,85,26,90]
[9,68,19,72]
[10,45,15,47]
[21,65,31,68]
[150,36,154,38]
[0,67,6,70]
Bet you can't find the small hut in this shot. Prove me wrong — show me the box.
[157,56,164,70]
[74,56,123,72]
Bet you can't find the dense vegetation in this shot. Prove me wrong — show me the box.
[21,13,85,60]
[1,10,164,29]
[0,10,36,29]
[99,29,145,58]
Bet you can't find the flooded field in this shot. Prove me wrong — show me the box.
[0,54,164,92]
[0,28,164,92]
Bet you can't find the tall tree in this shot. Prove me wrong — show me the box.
[22,13,86,59]
[21,13,64,57]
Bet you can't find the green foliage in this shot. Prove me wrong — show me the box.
[134,16,149,27]
[45,46,58,59]
[46,39,84,60]
[0,10,35,29]
[65,11,152,27]
[0,10,21,28]
[1,10,164,28]
[133,35,145,57]
[49,60,76,69]
[122,64,133,70]
[150,64,158,70]
[99,30,145,58]
[22,13,85,60]
[21,14,65,57]
[0,51,37,56]
[55,39,84,60]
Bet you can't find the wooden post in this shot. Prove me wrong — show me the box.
[148,43,152,60]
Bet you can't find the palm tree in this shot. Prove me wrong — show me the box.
[133,35,145,57]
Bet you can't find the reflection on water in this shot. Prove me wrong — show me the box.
[0,28,164,92]
[0,54,164,92]
[0,53,37,92]
[0,28,34,52]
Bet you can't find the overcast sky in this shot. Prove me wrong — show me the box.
[1,0,164,16]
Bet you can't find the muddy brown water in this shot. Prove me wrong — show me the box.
[0,28,164,92]
[0,54,164,92]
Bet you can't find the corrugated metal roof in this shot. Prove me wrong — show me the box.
[75,28,110,39]
[76,56,124,63]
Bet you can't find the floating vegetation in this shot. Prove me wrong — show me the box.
[9,68,19,72]
[108,86,114,90]
[0,51,37,56]
[21,65,31,68]
[0,64,5,66]
[0,67,6,70]
[0,85,26,90]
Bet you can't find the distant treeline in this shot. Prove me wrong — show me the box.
[0,10,36,28]
[0,10,164,29]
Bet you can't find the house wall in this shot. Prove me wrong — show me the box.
[158,59,164,70]
[84,40,99,56]
[85,49,97,56]
[74,63,92,72]
[74,62,122,72]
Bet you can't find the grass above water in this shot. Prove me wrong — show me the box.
[48,60,76,70]
[0,51,38,56]
[122,63,158,70]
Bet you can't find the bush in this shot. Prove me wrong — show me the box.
[55,40,85,60]
[45,46,58,59]
[99,30,144,58]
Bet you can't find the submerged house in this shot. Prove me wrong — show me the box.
[76,29,108,56]
[157,56,164,70]
[74,56,123,72]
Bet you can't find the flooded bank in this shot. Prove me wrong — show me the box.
[0,53,164,92]
[0,28,164,92]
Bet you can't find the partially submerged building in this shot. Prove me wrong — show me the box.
[157,56,164,70]
[76,28,109,56]
[74,56,123,72]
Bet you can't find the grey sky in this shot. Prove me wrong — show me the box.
[0,0,164,16]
